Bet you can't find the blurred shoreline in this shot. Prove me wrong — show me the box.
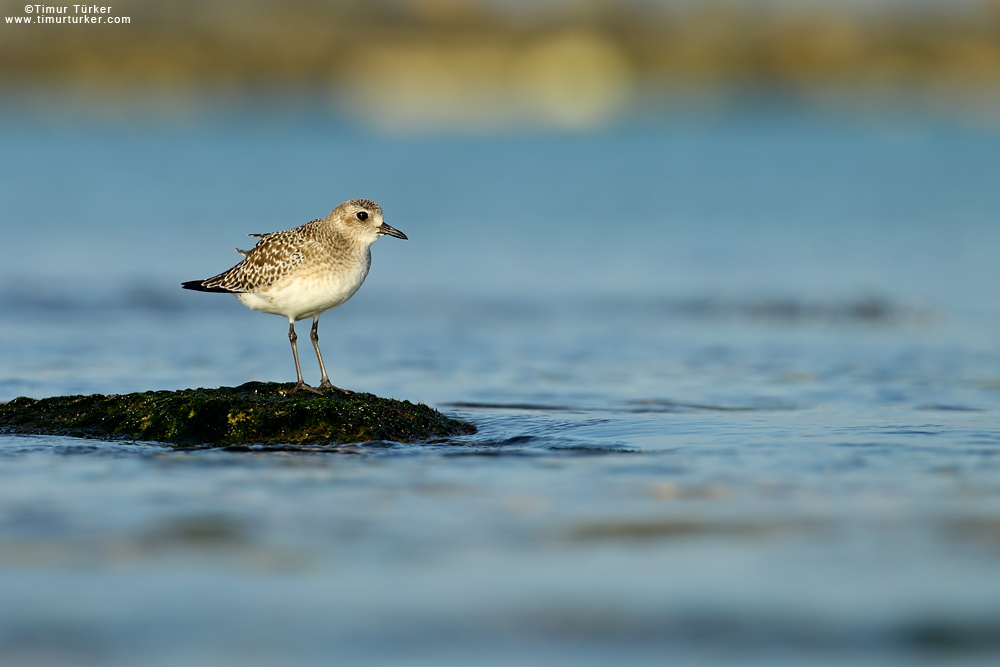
[4,1,1000,129]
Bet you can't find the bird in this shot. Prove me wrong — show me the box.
[182,199,407,394]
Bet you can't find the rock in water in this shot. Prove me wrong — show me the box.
[0,382,476,447]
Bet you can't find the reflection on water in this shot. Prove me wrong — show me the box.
[1,111,1000,665]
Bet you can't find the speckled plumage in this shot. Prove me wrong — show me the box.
[182,199,407,393]
[202,220,346,293]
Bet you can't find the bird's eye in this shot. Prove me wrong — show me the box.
[356,211,368,221]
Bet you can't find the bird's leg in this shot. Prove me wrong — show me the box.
[289,321,321,395]
[311,317,351,395]
[310,317,331,387]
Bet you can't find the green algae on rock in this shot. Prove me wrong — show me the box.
[0,382,476,447]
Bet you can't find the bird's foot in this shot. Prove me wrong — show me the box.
[293,382,324,396]
[318,380,352,396]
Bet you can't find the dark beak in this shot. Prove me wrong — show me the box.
[379,222,407,240]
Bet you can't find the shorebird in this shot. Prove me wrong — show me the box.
[182,199,407,394]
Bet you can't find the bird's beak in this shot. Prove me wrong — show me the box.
[378,222,408,240]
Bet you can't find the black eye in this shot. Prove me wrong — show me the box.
[356,211,368,221]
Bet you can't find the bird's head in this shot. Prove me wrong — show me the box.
[330,199,407,243]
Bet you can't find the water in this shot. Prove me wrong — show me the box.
[2,107,1000,665]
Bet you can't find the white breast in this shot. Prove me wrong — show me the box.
[235,250,372,321]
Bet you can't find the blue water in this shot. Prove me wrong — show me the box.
[2,108,1000,665]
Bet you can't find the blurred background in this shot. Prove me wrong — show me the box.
[4,2,1000,666]
[5,0,1000,126]
[3,0,1000,318]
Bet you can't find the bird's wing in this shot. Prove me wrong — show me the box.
[238,231,275,255]
[201,228,312,293]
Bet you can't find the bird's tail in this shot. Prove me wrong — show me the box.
[181,280,234,293]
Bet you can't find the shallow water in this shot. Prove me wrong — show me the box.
[2,108,1000,665]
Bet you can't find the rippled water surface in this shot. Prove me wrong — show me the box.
[2,109,1000,665]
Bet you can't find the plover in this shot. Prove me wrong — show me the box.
[182,199,407,394]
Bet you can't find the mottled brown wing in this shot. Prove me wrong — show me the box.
[200,228,311,293]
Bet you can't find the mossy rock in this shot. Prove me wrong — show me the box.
[0,382,476,447]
